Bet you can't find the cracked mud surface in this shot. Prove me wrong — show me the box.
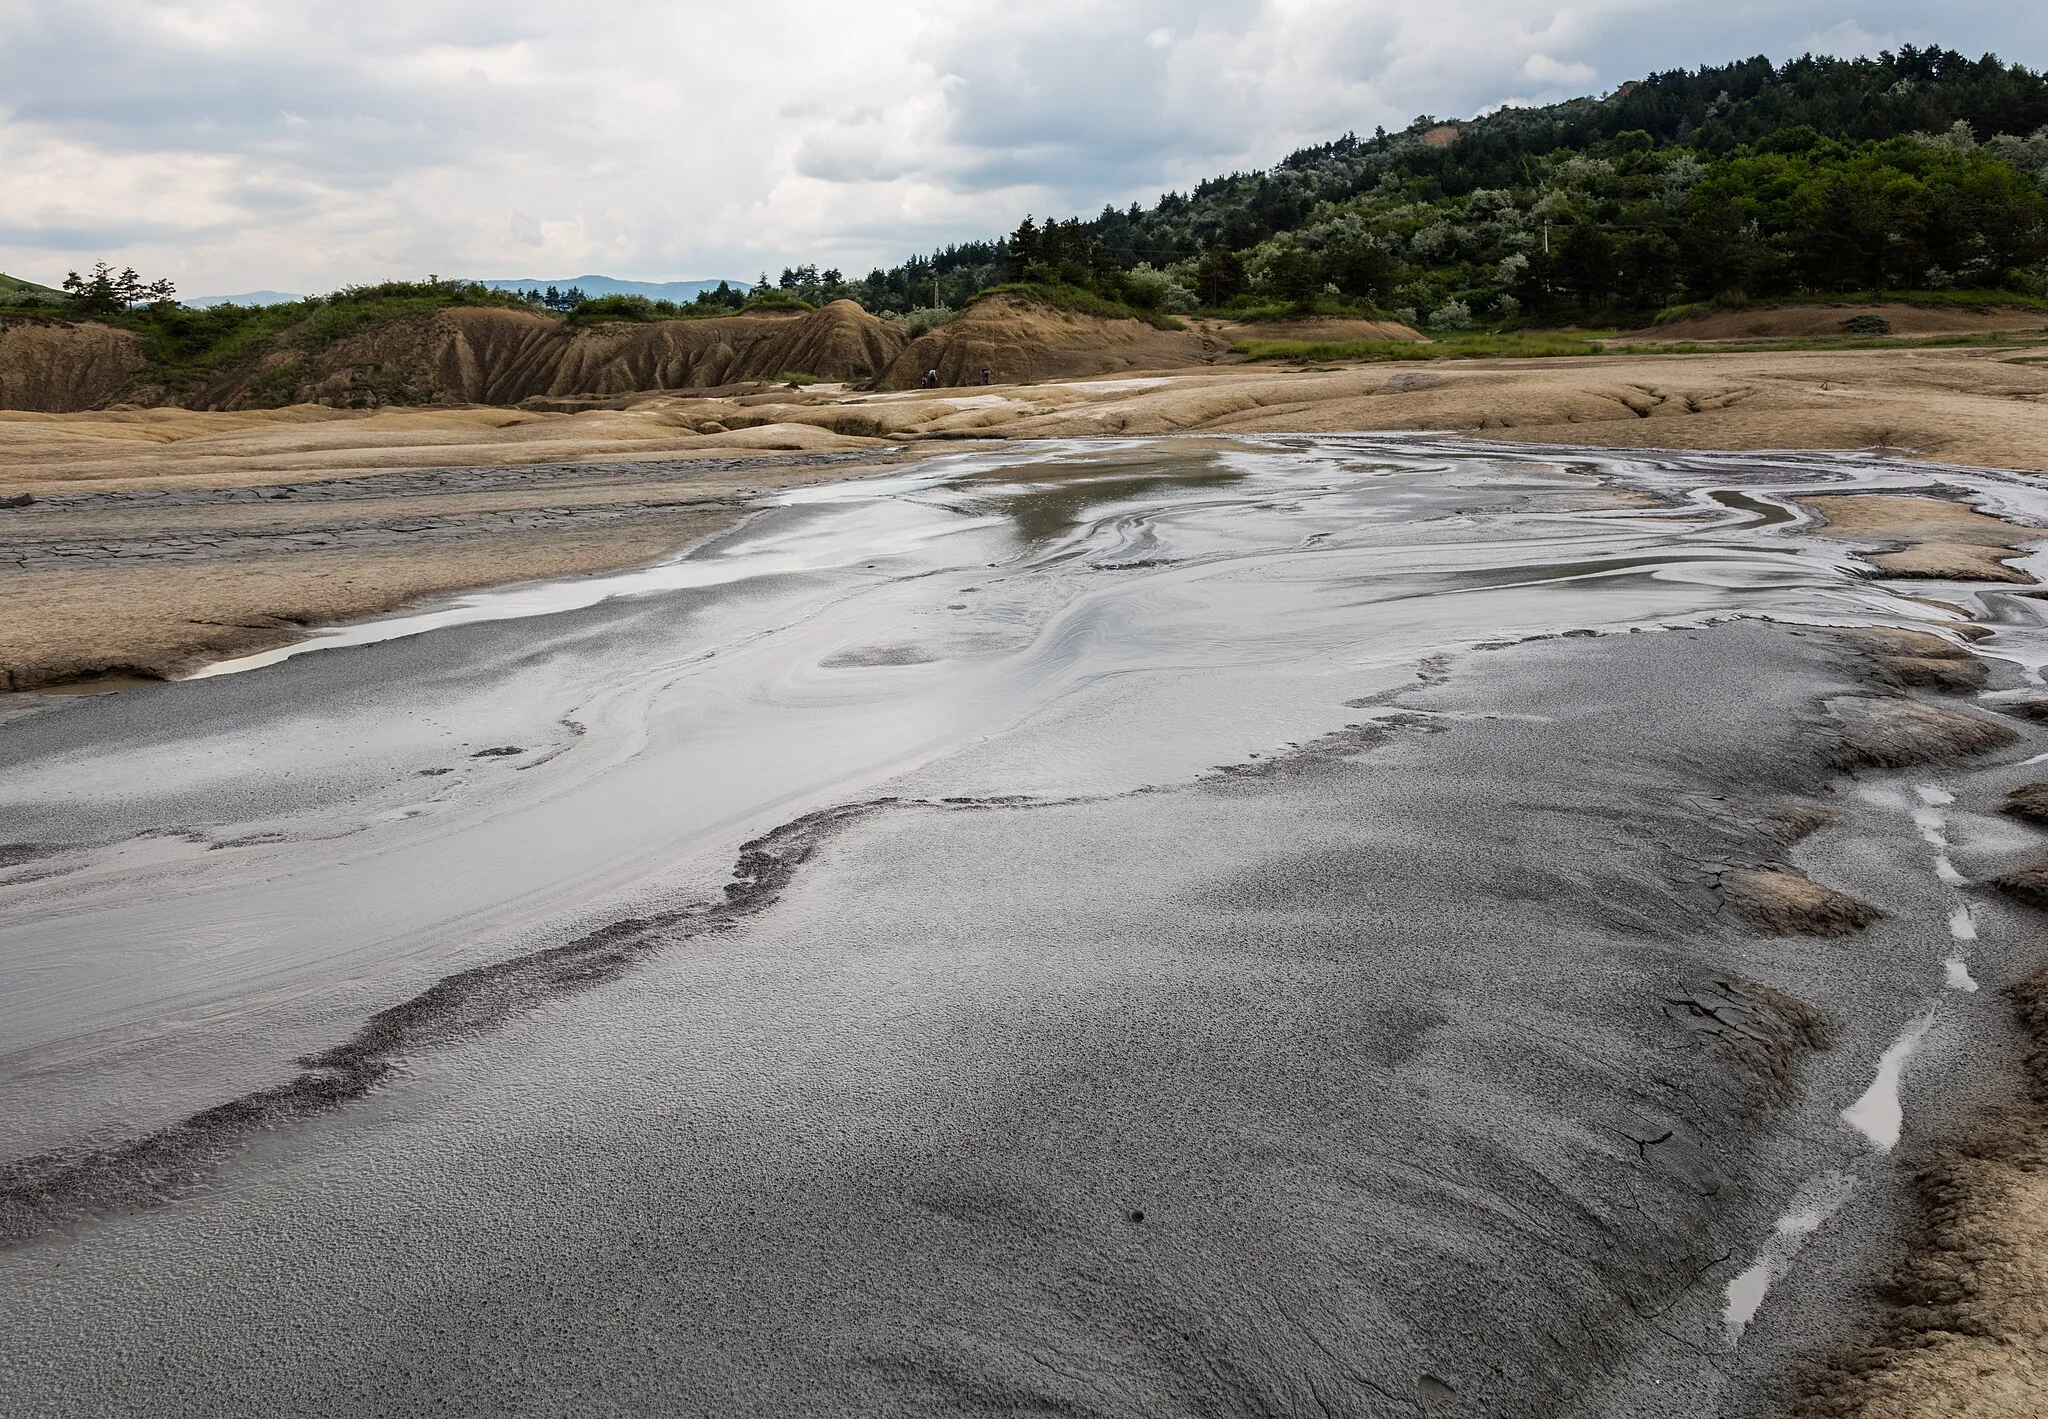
[8,437,2048,1417]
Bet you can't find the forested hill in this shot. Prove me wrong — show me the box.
[796,45,2048,326]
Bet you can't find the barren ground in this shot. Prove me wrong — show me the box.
[10,409,2048,1416]
[8,340,2048,690]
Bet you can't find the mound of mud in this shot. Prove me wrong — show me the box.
[1841,627,1992,692]
[1800,495,2040,584]
[1825,695,2019,769]
[1720,866,1884,935]
[5,302,911,413]
[1792,963,2048,1417]
[245,300,906,410]
[2004,782,2048,823]
[0,319,147,413]
[1214,315,1426,344]
[875,292,1230,389]
[1991,854,2048,909]
[1662,977,1832,1109]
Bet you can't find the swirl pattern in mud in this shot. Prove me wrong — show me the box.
[7,436,2048,1418]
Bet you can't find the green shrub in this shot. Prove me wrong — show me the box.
[567,293,661,324]
[887,306,957,337]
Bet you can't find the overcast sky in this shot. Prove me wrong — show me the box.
[2,2,2044,296]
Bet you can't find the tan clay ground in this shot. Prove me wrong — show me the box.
[1798,495,2044,582]
[0,449,916,687]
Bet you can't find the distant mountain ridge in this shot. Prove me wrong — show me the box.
[181,276,753,309]
[185,290,307,308]
[473,275,752,301]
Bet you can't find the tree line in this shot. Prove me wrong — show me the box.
[789,45,2048,325]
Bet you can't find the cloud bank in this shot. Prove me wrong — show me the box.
[1,0,2042,294]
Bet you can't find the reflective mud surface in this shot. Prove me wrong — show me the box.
[6,437,2048,1417]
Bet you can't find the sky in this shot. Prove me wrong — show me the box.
[2,1,2045,297]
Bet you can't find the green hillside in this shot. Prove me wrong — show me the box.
[778,45,2048,327]
[0,272,65,306]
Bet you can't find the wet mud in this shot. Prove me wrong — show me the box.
[0,801,883,1243]
[8,436,2048,1416]
[1790,963,2048,1418]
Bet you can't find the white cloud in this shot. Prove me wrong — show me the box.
[0,1,2042,295]
[1523,53,1597,86]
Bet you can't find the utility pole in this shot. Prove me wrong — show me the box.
[932,275,940,310]
[1542,219,1551,256]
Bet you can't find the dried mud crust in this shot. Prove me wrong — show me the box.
[1839,626,1996,694]
[1824,695,2020,770]
[1991,855,2048,910]
[1661,977,1833,1109]
[2002,782,2048,825]
[1718,866,1884,936]
[1791,966,2048,1418]
[1798,494,2043,585]
[0,509,743,691]
[0,447,925,692]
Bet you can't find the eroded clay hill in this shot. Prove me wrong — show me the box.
[0,321,147,413]
[251,300,909,409]
[0,301,911,413]
[877,294,1238,388]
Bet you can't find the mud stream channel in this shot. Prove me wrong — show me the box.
[7,435,2048,1417]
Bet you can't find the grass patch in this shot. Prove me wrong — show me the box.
[0,272,64,306]
[1209,297,1397,323]
[777,372,822,386]
[974,282,1187,331]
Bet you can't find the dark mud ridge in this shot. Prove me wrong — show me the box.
[0,801,884,1242]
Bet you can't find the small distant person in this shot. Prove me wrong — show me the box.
[923,368,939,389]
[981,367,992,386]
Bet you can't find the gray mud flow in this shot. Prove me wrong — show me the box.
[6,436,2048,1416]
